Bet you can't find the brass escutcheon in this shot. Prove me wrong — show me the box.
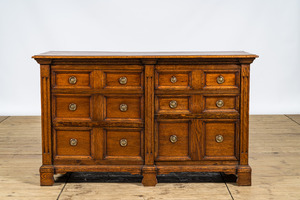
[216,75,225,84]
[170,76,177,83]
[69,76,77,84]
[70,138,78,146]
[119,76,127,85]
[170,135,178,143]
[120,139,128,147]
[69,103,77,111]
[169,100,178,109]
[119,104,128,112]
[216,100,224,108]
[216,135,224,143]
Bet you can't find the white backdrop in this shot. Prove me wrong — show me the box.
[0,0,299,115]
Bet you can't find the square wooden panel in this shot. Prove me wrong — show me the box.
[104,95,143,121]
[53,95,92,121]
[104,71,143,89]
[53,128,93,160]
[155,70,192,90]
[203,120,238,160]
[203,70,240,90]
[51,70,92,89]
[155,120,191,161]
[203,95,239,113]
[104,128,143,161]
[155,96,191,114]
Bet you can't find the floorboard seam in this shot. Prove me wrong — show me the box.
[56,172,71,200]
[0,116,10,124]
[220,173,234,200]
[284,115,300,126]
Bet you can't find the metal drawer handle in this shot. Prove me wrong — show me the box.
[216,100,224,108]
[70,138,78,146]
[169,100,178,109]
[119,104,128,112]
[170,135,178,143]
[120,139,128,147]
[69,76,77,84]
[170,76,177,83]
[119,76,127,85]
[216,75,225,84]
[216,135,224,143]
[69,103,77,111]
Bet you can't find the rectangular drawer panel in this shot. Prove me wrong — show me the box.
[204,95,239,113]
[155,71,191,89]
[53,95,91,121]
[105,96,143,120]
[52,70,92,89]
[155,96,191,114]
[104,128,143,161]
[104,71,143,89]
[204,70,240,90]
[203,120,238,160]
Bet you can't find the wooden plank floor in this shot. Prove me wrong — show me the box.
[0,115,299,200]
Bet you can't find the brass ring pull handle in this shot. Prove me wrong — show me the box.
[119,76,127,85]
[69,103,77,111]
[69,76,77,84]
[170,135,178,143]
[119,104,128,112]
[120,139,128,147]
[169,100,178,109]
[216,100,224,108]
[70,138,78,146]
[216,135,224,143]
[170,76,177,83]
[216,75,225,84]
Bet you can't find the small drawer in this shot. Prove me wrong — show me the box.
[104,128,143,161]
[105,96,143,121]
[53,95,91,121]
[204,95,239,112]
[155,121,191,161]
[104,71,143,89]
[155,96,191,114]
[53,128,93,160]
[155,71,191,89]
[52,70,92,89]
[204,70,239,89]
[203,121,238,160]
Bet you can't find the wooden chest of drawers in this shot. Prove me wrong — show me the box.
[33,51,258,186]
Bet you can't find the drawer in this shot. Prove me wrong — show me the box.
[104,71,143,89]
[155,96,191,114]
[104,95,143,121]
[204,70,240,90]
[203,120,238,160]
[52,70,92,89]
[104,128,143,161]
[155,121,191,161]
[53,95,91,121]
[203,95,239,113]
[155,71,191,89]
[53,128,93,160]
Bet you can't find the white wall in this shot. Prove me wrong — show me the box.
[0,0,299,115]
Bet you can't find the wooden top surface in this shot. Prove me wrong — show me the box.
[33,51,258,59]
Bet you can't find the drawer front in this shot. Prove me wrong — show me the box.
[155,96,191,114]
[204,70,240,90]
[204,95,239,113]
[104,71,143,89]
[104,128,143,161]
[203,120,238,160]
[53,127,93,160]
[53,95,91,121]
[105,96,143,121]
[155,120,191,161]
[155,71,191,89]
[52,70,92,89]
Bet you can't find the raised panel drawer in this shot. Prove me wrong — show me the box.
[155,71,191,90]
[203,95,239,113]
[203,120,238,160]
[104,128,143,161]
[204,70,240,90]
[104,71,143,89]
[52,70,92,89]
[155,96,191,114]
